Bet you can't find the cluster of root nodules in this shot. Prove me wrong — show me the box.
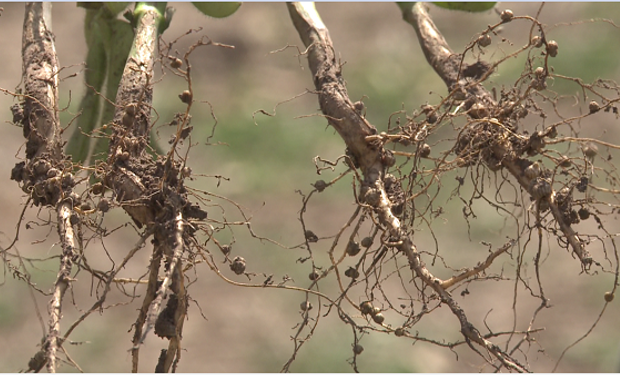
[291,12,620,373]
[10,101,74,207]
[7,34,247,373]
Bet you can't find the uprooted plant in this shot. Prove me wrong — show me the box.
[3,1,620,372]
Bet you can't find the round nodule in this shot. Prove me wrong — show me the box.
[353,344,364,355]
[500,9,514,22]
[230,256,246,275]
[478,34,491,47]
[359,301,374,315]
[300,301,313,311]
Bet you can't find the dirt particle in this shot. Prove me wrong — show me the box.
[589,100,600,114]
[155,350,167,373]
[183,203,208,220]
[155,294,178,339]
[11,103,24,125]
[10,162,25,182]
[305,230,318,243]
[70,213,80,226]
[27,350,46,372]
[179,126,193,141]
[462,61,491,80]
[576,176,588,193]
[545,126,558,139]
[578,207,590,220]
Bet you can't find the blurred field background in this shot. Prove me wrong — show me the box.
[0,2,619,372]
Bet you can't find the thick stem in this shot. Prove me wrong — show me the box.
[19,4,81,373]
[21,2,62,160]
[162,212,187,372]
[290,2,528,372]
[131,242,162,373]
[400,2,493,102]
[110,4,159,147]
[47,202,79,373]
[105,4,163,228]
[141,212,184,341]
[287,2,383,183]
[132,212,187,373]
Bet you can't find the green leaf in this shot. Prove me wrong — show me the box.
[158,6,175,34]
[66,8,109,165]
[66,6,135,166]
[396,2,415,13]
[77,2,104,10]
[104,2,130,16]
[90,17,135,164]
[433,2,496,12]
[192,2,241,18]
